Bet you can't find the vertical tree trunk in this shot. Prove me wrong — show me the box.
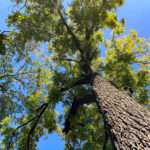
[92,75,150,150]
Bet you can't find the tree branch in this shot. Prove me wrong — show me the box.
[103,123,109,150]
[57,8,83,53]
[61,73,97,92]
[60,57,79,63]
[0,71,36,79]
[0,30,10,34]
[19,0,28,10]
[6,103,48,150]
[133,60,150,65]
[63,93,96,134]
[26,103,48,150]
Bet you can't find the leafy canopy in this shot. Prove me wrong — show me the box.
[0,0,149,149]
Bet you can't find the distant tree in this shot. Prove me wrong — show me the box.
[0,0,150,149]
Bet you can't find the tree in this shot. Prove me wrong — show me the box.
[0,0,150,149]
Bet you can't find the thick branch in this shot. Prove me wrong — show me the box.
[63,93,96,134]
[103,128,109,150]
[57,9,83,53]
[61,73,97,92]
[57,6,94,74]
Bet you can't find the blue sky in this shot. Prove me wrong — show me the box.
[0,0,150,150]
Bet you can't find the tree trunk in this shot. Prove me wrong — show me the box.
[92,75,150,150]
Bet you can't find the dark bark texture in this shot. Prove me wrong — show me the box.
[92,75,150,150]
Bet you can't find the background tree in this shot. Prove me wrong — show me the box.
[0,0,150,149]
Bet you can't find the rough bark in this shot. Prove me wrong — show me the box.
[92,75,150,150]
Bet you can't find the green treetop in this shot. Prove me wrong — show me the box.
[0,0,149,149]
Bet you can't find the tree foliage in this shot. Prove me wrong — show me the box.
[0,0,149,149]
